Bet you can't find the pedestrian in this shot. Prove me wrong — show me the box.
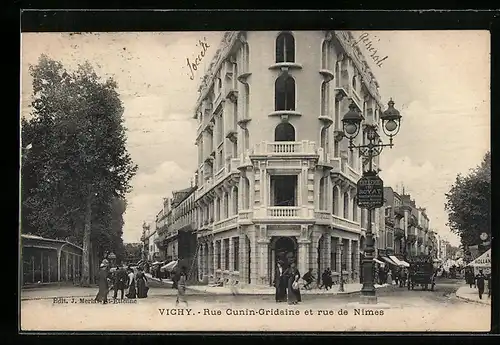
[320,268,333,291]
[487,273,491,299]
[386,269,393,285]
[113,265,128,300]
[285,262,301,305]
[274,261,287,302]
[136,267,149,298]
[394,269,400,286]
[95,261,110,304]
[176,266,188,307]
[475,269,486,300]
[126,266,137,299]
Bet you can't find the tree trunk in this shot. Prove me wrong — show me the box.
[81,191,92,286]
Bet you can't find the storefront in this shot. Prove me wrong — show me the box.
[21,234,83,286]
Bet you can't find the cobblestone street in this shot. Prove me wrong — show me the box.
[21,278,490,332]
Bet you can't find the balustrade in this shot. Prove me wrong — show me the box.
[267,206,301,218]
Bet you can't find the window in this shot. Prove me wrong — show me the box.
[242,177,250,209]
[224,239,230,270]
[352,75,357,91]
[385,207,391,217]
[352,199,358,221]
[343,192,349,219]
[276,32,295,63]
[233,238,240,271]
[321,81,330,116]
[319,177,327,210]
[275,75,296,111]
[271,175,297,206]
[332,186,338,215]
[233,187,239,215]
[321,40,329,69]
[320,126,328,150]
[274,122,295,141]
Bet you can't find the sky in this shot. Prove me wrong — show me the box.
[21,31,490,246]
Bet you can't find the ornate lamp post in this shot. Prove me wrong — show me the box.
[341,99,402,304]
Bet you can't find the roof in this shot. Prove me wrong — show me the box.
[21,234,83,250]
[171,186,196,206]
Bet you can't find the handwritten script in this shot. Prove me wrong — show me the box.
[353,33,388,68]
[186,37,211,80]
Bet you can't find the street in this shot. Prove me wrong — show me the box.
[20,278,490,332]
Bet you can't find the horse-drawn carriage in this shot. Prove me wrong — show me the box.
[407,255,437,291]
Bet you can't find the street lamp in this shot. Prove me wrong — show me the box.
[341,99,402,305]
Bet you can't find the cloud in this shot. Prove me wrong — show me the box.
[123,160,193,243]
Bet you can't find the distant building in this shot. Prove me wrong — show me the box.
[155,186,198,278]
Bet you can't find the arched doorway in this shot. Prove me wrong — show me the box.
[270,236,297,285]
[246,236,251,284]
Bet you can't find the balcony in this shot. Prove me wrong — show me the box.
[267,206,301,218]
[333,215,361,232]
[330,157,361,184]
[394,227,404,239]
[252,140,317,157]
[213,215,238,233]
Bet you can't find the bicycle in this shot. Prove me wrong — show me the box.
[302,279,320,290]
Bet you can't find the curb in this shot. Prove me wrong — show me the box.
[455,292,491,305]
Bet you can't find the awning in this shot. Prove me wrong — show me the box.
[160,260,178,272]
[467,249,491,268]
[381,256,398,266]
[390,255,410,267]
[373,258,386,267]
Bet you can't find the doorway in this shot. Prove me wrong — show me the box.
[270,236,298,285]
[246,236,251,284]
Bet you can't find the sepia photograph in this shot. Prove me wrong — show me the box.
[19,29,491,332]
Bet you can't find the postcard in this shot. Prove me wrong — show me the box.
[20,29,491,332]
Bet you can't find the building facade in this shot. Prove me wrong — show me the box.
[383,187,433,262]
[193,31,387,287]
[155,186,198,274]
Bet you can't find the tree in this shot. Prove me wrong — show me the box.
[22,55,137,285]
[445,151,491,247]
[123,243,143,263]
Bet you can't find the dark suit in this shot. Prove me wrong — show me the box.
[274,266,287,302]
[113,268,128,299]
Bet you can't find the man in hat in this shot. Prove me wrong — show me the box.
[475,269,486,300]
[95,261,110,304]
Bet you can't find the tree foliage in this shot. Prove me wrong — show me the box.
[21,55,137,285]
[445,151,491,247]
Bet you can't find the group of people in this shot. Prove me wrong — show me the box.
[274,262,302,304]
[465,268,491,300]
[94,259,149,304]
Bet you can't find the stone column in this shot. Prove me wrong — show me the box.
[310,230,321,277]
[198,244,204,280]
[324,234,332,270]
[249,229,259,284]
[336,238,343,274]
[239,232,248,283]
[298,241,310,277]
[220,239,226,271]
[257,239,270,285]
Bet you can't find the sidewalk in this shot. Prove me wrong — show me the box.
[455,285,491,305]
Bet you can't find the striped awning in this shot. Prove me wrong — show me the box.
[373,258,386,267]
[390,255,410,267]
[381,256,398,266]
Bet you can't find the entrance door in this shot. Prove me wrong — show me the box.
[274,237,297,267]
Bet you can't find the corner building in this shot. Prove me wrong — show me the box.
[194,31,386,287]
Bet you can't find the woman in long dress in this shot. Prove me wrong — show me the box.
[95,263,110,304]
[274,261,287,302]
[176,267,188,307]
[286,262,301,305]
[126,267,137,299]
[136,267,149,298]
